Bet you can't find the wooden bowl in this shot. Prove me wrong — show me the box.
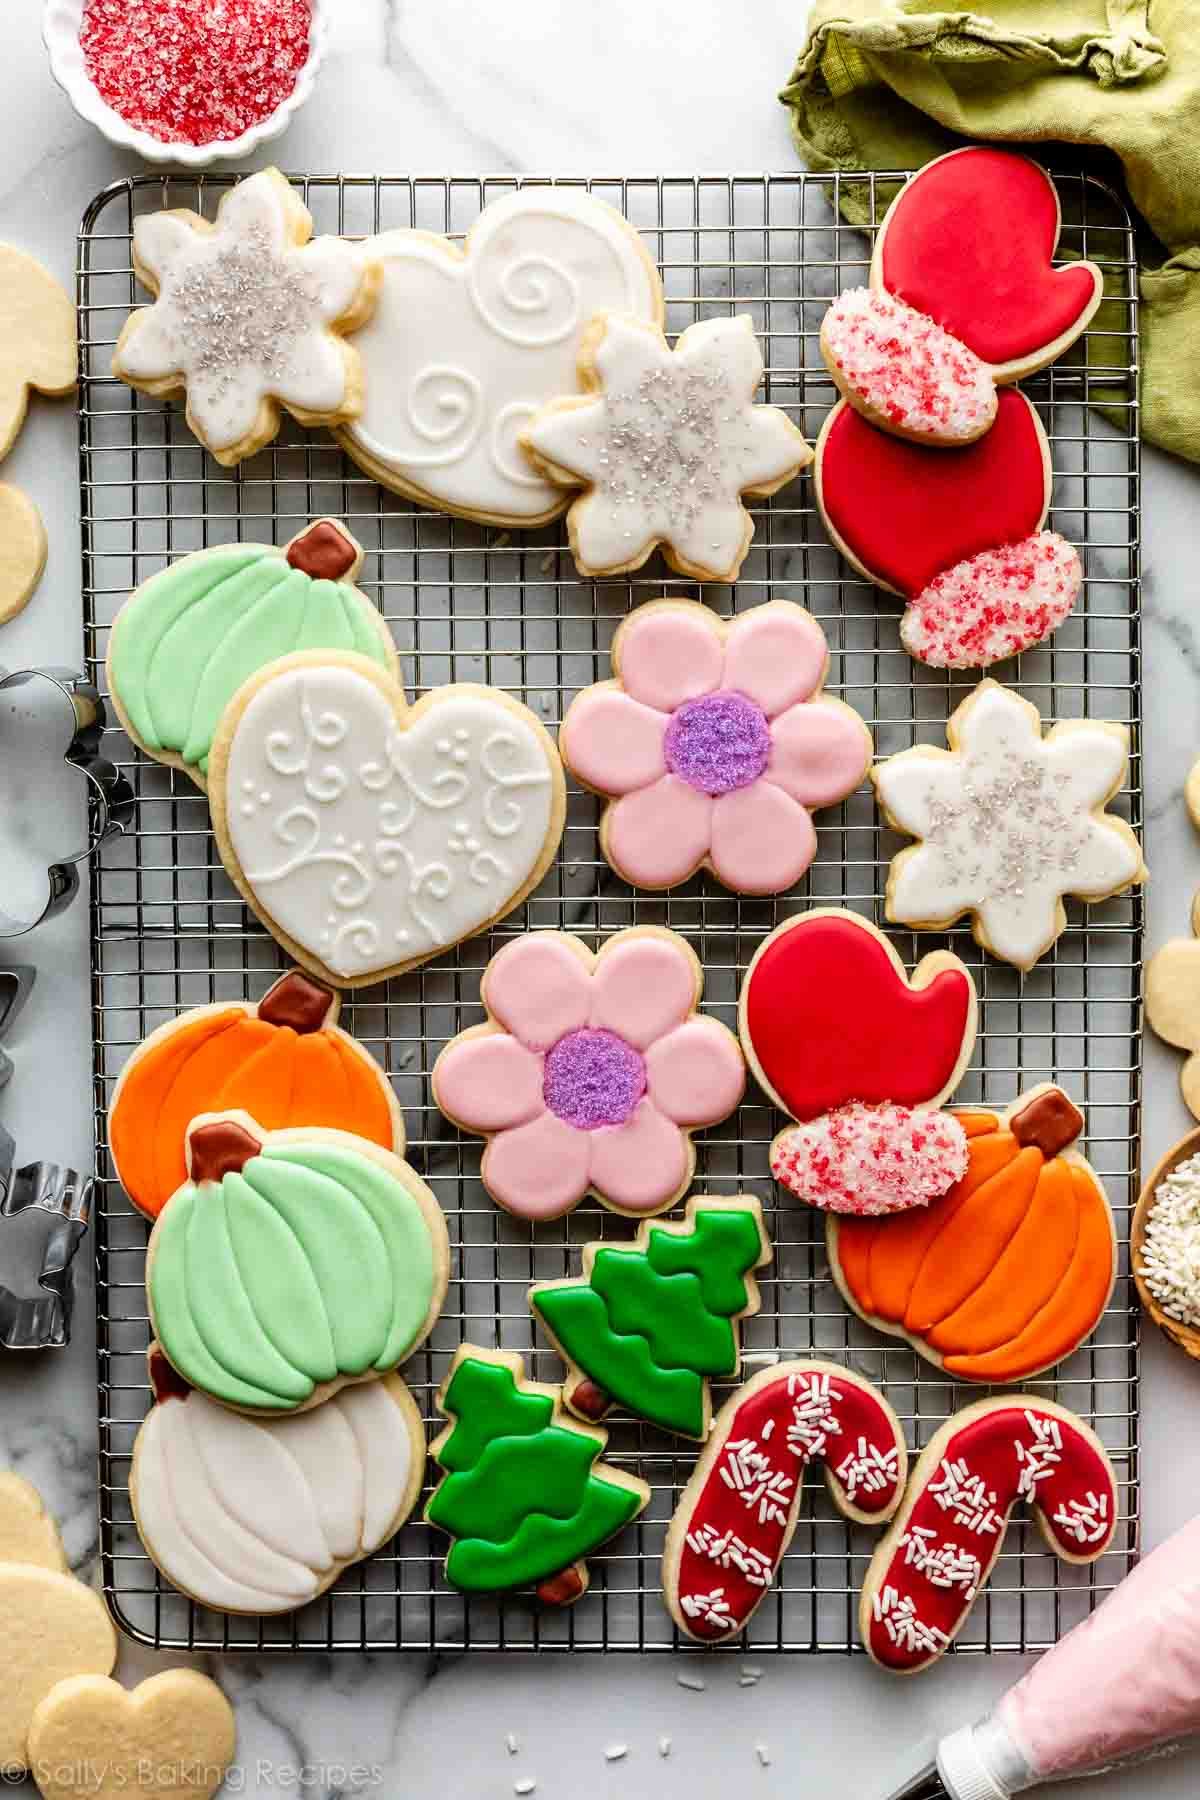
[1133,1125,1200,1360]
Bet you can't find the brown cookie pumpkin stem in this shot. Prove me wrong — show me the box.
[188,1119,262,1183]
[148,1344,192,1404]
[570,1379,613,1422]
[258,968,336,1034]
[1010,1087,1084,1158]
[535,1564,587,1607]
[286,519,359,581]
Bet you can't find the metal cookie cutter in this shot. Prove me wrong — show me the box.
[0,1123,90,1349]
[0,667,134,937]
[0,965,34,1091]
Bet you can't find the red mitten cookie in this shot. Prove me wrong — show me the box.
[815,390,1081,669]
[821,147,1101,447]
[739,909,977,1217]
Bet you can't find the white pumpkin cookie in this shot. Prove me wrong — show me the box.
[131,1349,424,1614]
[27,1670,235,1800]
[112,169,380,467]
[522,313,812,582]
[208,650,565,988]
[337,186,664,526]
[0,1565,116,1772]
[872,679,1145,970]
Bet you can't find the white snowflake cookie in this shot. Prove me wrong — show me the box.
[521,314,812,583]
[113,168,381,467]
[872,679,1145,970]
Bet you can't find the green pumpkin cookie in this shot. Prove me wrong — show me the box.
[146,1112,449,1414]
[107,519,397,788]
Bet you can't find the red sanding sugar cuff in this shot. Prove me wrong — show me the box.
[900,531,1082,670]
[79,0,311,147]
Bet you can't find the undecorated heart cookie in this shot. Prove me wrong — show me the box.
[27,1670,235,1800]
[0,1472,69,1572]
[0,243,76,460]
[208,650,565,987]
[0,484,47,625]
[0,1565,116,1772]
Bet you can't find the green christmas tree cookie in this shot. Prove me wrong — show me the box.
[107,518,397,789]
[425,1347,649,1603]
[530,1196,770,1439]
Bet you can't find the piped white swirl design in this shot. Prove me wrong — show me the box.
[342,188,661,521]
[223,663,556,980]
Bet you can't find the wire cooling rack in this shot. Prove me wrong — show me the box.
[80,170,1141,1654]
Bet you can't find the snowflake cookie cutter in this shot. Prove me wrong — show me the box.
[0,1119,90,1350]
[0,667,134,937]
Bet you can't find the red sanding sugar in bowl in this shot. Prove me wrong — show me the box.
[79,0,312,147]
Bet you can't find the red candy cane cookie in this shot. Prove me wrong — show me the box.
[821,147,1102,448]
[815,390,1080,671]
[663,1361,906,1642]
[861,1397,1118,1676]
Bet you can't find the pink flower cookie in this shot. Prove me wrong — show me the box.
[561,600,873,895]
[432,928,745,1222]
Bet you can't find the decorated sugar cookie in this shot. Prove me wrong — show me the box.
[522,314,812,582]
[560,599,872,894]
[0,243,76,461]
[425,1346,649,1602]
[815,391,1080,668]
[822,147,1102,447]
[108,966,404,1222]
[861,1398,1117,1675]
[530,1195,771,1439]
[0,485,46,625]
[830,1085,1117,1383]
[208,650,565,988]
[27,1670,235,1800]
[107,519,396,789]
[146,1113,449,1415]
[113,169,380,467]
[1144,890,1200,1119]
[0,1473,69,1573]
[663,1361,907,1643]
[131,1348,424,1614]
[432,927,745,1222]
[739,909,977,1215]
[873,680,1145,970]
[338,187,664,527]
[0,1565,116,1771]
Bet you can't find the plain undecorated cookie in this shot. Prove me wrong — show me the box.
[0,1565,117,1772]
[0,1472,69,1572]
[0,483,46,624]
[27,1671,235,1800]
[0,243,76,461]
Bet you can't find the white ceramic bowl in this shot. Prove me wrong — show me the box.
[43,0,329,168]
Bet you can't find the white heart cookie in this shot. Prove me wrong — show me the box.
[337,188,664,526]
[209,652,565,987]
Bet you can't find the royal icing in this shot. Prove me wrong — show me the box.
[523,315,811,579]
[562,599,871,894]
[863,1402,1117,1674]
[770,1102,968,1216]
[115,170,374,460]
[108,968,398,1221]
[821,287,995,443]
[340,188,662,523]
[109,524,393,785]
[426,1349,648,1596]
[873,681,1144,969]
[132,1375,419,1613]
[833,1090,1117,1382]
[148,1118,445,1412]
[666,1363,906,1642]
[740,910,975,1124]
[218,659,560,984]
[877,148,1101,369]
[432,929,745,1221]
[898,530,1081,670]
[531,1197,769,1439]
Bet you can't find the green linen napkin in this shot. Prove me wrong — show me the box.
[779,1,1200,462]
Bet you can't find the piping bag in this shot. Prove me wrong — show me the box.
[883,1514,1200,1799]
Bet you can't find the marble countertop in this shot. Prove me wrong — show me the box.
[1,2,1199,1796]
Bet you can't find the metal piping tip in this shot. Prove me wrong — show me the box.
[879,1765,950,1800]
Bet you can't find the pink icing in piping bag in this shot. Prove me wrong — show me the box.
[882,1514,1200,1798]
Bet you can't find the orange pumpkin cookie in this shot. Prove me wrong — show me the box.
[828,1085,1116,1382]
[108,968,403,1220]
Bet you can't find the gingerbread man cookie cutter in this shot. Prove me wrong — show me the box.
[0,1120,90,1350]
[0,667,133,937]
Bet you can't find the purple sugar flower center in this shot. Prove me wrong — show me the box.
[543,1028,647,1130]
[663,690,771,795]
